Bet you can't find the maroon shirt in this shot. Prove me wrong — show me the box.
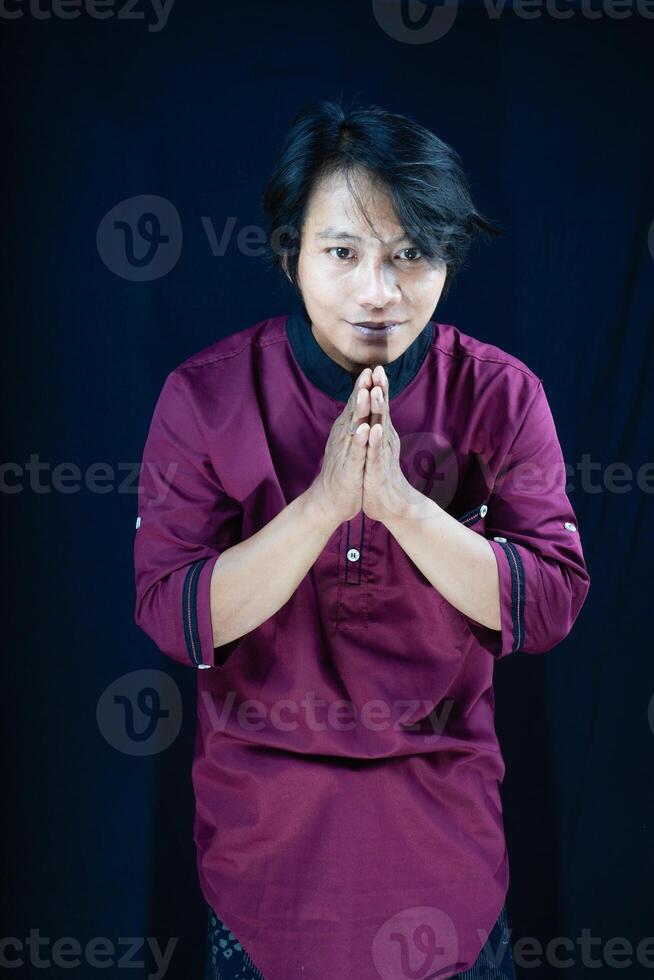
[134,311,590,979]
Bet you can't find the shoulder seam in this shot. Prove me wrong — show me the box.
[173,329,288,373]
[431,338,541,383]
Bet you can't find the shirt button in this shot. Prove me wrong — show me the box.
[493,536,507,543]
[197,664,212,670]
[564,522,577,532]
[479,504,488,518]
[347,548,360,562]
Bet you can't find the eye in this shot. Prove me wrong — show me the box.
[326,245,423,263]
[398,247,423,262]
[328,246,355,261]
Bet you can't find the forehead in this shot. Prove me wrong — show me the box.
[303,169,405,243]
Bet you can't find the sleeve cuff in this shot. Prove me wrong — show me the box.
[183,554,220,669]
[487,537,526,658]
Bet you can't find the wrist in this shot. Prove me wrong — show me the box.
[299,484,341,536]
[385,488,441,534]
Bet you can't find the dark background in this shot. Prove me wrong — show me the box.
[2,1,653,978]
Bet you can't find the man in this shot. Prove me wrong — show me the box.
[134,100,590,979]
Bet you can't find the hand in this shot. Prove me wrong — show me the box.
[362,365,419,525]
[307,366,374,527]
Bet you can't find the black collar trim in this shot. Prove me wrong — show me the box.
[285,311,433,402]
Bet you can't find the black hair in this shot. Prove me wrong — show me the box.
[261,97,503,318]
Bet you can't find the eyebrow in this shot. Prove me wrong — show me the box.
[315,227,410,246]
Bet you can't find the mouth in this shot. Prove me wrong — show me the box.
[349,320,405,339]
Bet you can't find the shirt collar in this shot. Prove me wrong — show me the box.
[285,311,434,403]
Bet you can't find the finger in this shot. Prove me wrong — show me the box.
[369,365,388,430]
[348,422,370,463]
[369,385,383,430]
[368,422,383,452]
[348,369,370,435]
[347,378,372,459]
[349,383,371,434]
[373,364,388,409]
[345,368,369,417]
[351,366,373,398]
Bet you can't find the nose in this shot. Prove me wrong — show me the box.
[353,255,401,308]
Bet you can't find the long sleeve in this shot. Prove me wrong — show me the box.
[465,379,591,659]
[133,369,243,668]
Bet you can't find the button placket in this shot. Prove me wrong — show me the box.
[344,513,364,584]
[335,513,371,629]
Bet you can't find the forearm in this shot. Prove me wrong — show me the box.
[209,486,338,647]
[384,492,502,631]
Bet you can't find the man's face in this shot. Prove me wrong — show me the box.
[289,168,447,378]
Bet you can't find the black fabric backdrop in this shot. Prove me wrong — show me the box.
[2,2,653,978]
